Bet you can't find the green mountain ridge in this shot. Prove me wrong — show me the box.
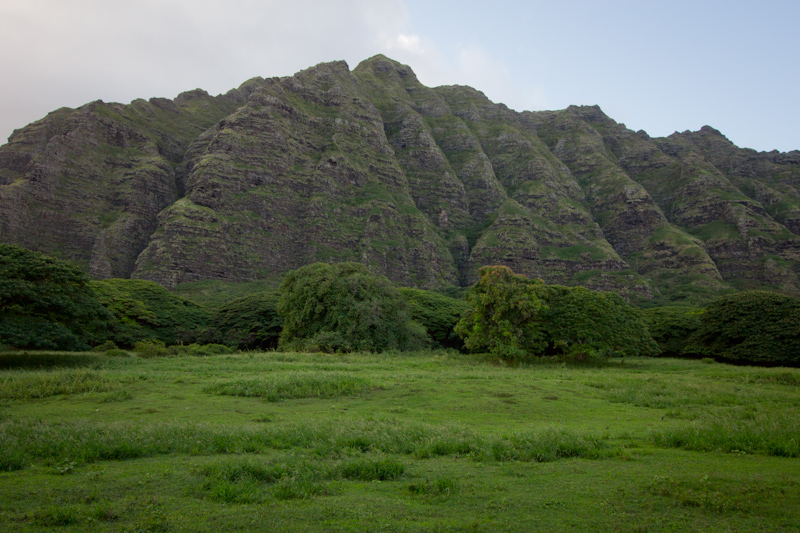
[1,54,799,304]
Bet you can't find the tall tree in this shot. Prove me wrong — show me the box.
[0,244,111,350]
[277,262,426,353]
[455,266,548,361]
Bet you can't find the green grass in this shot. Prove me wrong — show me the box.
[0,351,799,531]
[204,372,375,401]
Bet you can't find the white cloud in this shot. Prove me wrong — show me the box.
[386,34,425,55]
[0,0,543,143]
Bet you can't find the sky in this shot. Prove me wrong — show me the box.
[1,0,798,152]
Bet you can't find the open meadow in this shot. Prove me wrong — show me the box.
[1,351,799,532]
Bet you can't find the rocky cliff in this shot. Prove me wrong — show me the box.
[1,55,798,303]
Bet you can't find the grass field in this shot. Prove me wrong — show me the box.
[1,350,799,532]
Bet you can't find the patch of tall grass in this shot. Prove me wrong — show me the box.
[490,428,616,462]
[0,369,117,399]
[407,476,459,500]
[0,418,617,470]
[196,455,406,503]
[652,411,800,457]
[204,372,374,401]
[709,370,800,387]
[585,377,753,409]
[647,474,791,514]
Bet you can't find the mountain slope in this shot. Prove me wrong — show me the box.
[1,55,798,303]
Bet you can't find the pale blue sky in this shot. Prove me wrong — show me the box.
[1,0,797,152]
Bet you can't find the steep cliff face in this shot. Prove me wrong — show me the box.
[1,55,798,302]
[0,93,240,277]
[134,60,457,289]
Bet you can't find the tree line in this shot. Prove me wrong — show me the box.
[1,244,798,366]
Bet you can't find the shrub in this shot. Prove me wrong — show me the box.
[398,288,470,350]
[212,292,283,350]
[688,291,800,366]
[642,306,702,357]
[133,338,168,358]
[455,265,547,361]
[169,343,236,356]
[541,285,658,360]
[93,340,119,352]
[91,279,212,346]
[277,262,427,353]
[0,244,113,350]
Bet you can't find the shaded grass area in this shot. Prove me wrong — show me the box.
[0,352,799,531]
[197,455,406,503]
[0,351,109,370]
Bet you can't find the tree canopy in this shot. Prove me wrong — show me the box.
[689,291,800,366]
[642,306,702,357]
[212,291,283,350]
[90,279,211,347]
[455,266,657,361]
[541,285,658,360]
[0,244,112,350]
[398,287,470,350]
[277,262,426,353]
[454,266,547,361]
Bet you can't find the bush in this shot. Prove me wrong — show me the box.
[688,291,800,366]
[642,306,702,357]
[212,292,283,350]
[91,279,212,346]
[93,340,119,352]
[133,339,168,358]
[398,288,470,350]
[277,262,426,353]
[0,244,113,350]
[541,285,658,360]
[169,343,236,356]
[455,265,547,361]
[456,266,658,362]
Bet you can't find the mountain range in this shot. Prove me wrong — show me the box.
[1,54,798,304]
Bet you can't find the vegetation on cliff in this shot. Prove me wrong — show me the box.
[2,56,798,305]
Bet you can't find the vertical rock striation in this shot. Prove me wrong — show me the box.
[1,54,798,302]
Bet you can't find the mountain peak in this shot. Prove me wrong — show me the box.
[1,55,798,303]
[354,54,420,83]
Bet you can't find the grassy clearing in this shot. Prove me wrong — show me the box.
[0,351,799,531]
[204,372,374,401]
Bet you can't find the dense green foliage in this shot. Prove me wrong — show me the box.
[212,292,283,350]
[0,244,112,350]
[456,266,657,361]
[91,279,212,346]
[398,288,469,350]
[455,266,547,361]
[642,306,703,357]
[277,262,426,352]
[541,285,659,360]
[689,291,800,365]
